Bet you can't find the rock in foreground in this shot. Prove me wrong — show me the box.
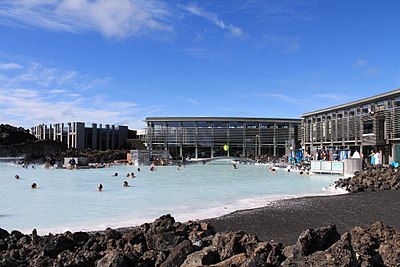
[335,166,400,192]
[1,215,399,266]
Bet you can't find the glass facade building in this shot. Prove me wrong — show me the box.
[145,117,301,159]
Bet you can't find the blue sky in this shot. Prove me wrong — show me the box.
[0,1,399,130]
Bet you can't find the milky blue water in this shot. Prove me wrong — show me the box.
[0,161,344,234]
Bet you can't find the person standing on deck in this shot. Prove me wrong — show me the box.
[352,149,361,158]
[374,150,381,167]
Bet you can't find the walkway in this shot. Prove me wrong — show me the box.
[187,156,255,164]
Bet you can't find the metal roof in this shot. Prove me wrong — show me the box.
[302,88,400,117]
[145,117,301,123]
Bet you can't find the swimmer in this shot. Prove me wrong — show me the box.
[113,172,118,177]
[15,174,20,179]
[31,183,37,189]
[150,164,155,172]
[287,169,290,172]
[98,184,103,191]
[233,164,237,169]
[123,181,129,187]
[130,172,135,178]
[137,168,141,172]
[299,171,304,175]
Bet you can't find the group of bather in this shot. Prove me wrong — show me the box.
[16,161,183,192]
[14,166,144,192]
[267,165,310,175]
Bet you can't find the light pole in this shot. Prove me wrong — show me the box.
[256,135,259,159]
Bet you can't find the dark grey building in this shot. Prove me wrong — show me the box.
[301,88,400,164]
[31,122,128,150]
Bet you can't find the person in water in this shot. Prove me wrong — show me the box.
[233,164,237,169]
[127,172,136,178]
[150,164,156,172]
[113,172,118,177]
[15,174,20,179]
[98,184,103,191]
[137,168,141,172]
[31,183,37,189]
[123,181,129,187]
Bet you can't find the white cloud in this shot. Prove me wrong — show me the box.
[177,96,199,106]
[0,0,173,39]
[0,59,157,130]
[48,89,66,94]
[258,34,301,53]
[183,4,245,39]
[366,67,382,76]
[352,59,382,76]
[183,48,219,59]
[353,59,368,67]
[1,62,110,91]
[252,92,303,105]
[0,62,23,70]
[314,93,349,103]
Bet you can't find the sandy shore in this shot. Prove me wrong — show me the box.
[205,190,400,245]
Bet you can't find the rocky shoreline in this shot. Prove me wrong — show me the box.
[334,165,400,192]
[1,214,400,266]
[2,165,400,266]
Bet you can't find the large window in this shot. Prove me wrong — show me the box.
[363,120,374,134]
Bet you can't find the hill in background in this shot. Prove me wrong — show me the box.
[0,124,67,160]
